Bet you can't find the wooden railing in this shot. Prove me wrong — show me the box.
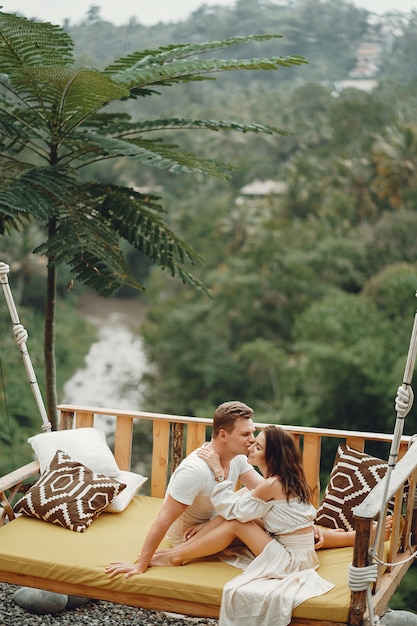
[57,404,411,506]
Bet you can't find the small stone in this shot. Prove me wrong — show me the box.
[13,586,68,614]
[381,609,417,626]
[66,594,90,609]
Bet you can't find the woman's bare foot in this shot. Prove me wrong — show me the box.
[371,516,393,542]
[384,515,393,540]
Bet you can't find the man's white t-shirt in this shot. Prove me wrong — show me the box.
[166,449,253,546]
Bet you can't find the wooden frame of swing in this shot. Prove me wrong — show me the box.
[0,403,416,626]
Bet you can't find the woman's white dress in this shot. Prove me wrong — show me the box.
[211,481,334,626]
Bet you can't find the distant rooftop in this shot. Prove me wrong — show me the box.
[240,180,287,196]
[334,79,378,93]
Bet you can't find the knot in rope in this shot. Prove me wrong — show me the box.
[348,563,378,591]
[13,323,28,346]
[0,262,10,278]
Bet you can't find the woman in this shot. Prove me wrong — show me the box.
[150,425,334,626]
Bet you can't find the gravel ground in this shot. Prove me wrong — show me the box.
[0,583,218,626]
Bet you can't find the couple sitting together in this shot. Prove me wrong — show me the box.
[106,399,397,626]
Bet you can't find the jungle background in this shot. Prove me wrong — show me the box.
[1,0,417,610]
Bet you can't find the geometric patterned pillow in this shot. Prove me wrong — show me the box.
[315,443,388,532]
[13,450,126,532]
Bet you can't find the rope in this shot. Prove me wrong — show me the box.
[348,563,380,624]
[13,324,28,346]
[369,548,417,568]
[0,262,51,433]
[348,563,378,591]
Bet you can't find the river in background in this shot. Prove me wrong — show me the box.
[62,293,148,432]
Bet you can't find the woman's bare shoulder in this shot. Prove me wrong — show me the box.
[253,476,285,501]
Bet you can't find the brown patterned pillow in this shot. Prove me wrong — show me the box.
[14,450,126,532]
[315,443,388,532]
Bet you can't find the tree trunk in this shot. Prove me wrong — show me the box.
[44,221,58,430]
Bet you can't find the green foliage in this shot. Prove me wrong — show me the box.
[139,73,417,444]
[0,11,301,294]
[390,563,417,612]
[0,9,305,424]
[66,0,376,84]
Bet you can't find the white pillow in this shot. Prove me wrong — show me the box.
[28,428,121,477]
[105,470,148,513]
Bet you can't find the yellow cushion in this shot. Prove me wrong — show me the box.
[0,495,354,621]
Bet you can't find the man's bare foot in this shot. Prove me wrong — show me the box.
[149,551,183,567]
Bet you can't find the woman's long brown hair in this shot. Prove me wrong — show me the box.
[262,425,311,503]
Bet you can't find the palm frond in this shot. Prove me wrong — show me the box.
[109,55,308,92]
[0,166,78,220]
[0,12,74,73]
[0,161,31,188]
[35,183,207,295]
[78,111,133,132]
[0,108,33,153]
[36,225,140,296]
[68,131,231,177]
[76,115,290,141]
[8,67,129,132]
[95,184,202,265]
[104,34,285,75]
[97,185,208,292]
[121,118,290,137]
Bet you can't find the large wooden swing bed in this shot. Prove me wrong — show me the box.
[0,405,416,626]
[0,259,417,625]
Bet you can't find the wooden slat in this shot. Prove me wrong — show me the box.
[113,416,133,470]
[75,410,95,428]
[0,571,221,618]
[302,434,321,508]
[151,421,170,497]
[388,490,405,566]
[59,409,75,430]
[345,436,365,451]
[0,460,40,527]
[186,423,207,456]
[402,470,417,552]
[0,461,39,491]
[0,569,347,626]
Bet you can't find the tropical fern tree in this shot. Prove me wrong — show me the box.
[0,11,307,428]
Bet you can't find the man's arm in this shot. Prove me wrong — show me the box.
[106,495,187,577]
[196,447,262,490]
[239,467,263,489]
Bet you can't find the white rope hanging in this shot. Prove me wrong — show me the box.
[0,262,52,432]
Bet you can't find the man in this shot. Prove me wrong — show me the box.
[106,400,262,577]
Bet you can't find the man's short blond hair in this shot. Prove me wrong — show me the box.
[212,401,254,436]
